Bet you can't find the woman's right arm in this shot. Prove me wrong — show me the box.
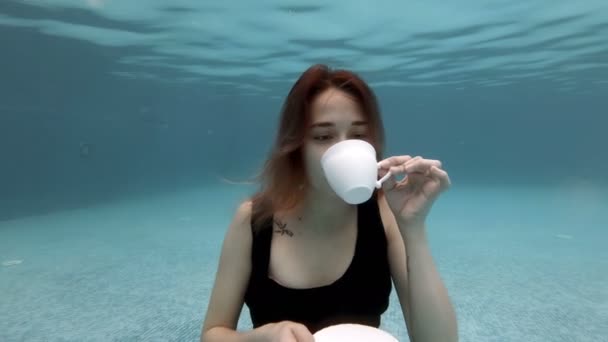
[201,201,314,342]
[201,200,258,342]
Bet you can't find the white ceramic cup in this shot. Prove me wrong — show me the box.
[321,139,392,204]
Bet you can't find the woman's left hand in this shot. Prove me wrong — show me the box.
[378,155,451,227]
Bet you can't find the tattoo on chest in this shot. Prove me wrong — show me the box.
[273,219,294,237]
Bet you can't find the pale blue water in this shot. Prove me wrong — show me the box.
[1,1,607,341]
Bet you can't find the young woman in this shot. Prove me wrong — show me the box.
[201,64,458,342]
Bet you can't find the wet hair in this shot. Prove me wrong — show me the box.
[247,64,386,232]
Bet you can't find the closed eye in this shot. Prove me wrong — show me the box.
[313,133,368,141]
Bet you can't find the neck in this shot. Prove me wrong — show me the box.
[295,188,356,233]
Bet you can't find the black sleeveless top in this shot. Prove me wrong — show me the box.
[244,196,393,334]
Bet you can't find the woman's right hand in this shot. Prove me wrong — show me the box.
[255,321,314,342]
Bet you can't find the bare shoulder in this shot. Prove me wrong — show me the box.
[217,199,253,247]
[232,199,253,228]
[218,198,254,254]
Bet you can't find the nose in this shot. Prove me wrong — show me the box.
[325,135,348,153]
[337,133,350,142]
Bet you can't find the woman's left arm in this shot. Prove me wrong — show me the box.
[380,155,458,342]
[384,206,458,342]
[400,222,458,342]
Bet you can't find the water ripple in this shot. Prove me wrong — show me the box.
[0,0,606,90]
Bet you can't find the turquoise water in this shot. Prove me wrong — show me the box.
[1,1,607,341]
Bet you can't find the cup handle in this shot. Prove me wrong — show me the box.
[376,171,392,189]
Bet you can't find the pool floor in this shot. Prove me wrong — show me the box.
[1,183,606,341]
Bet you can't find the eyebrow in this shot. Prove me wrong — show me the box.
[310,120,368,128]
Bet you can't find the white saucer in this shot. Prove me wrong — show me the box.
[313,323,398,342]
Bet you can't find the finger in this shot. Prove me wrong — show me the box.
[431,165,451,188]
[290,323,314,342]
[404,158,441,170]
[281,333,297,342]
[382,164,410,191]
[405,159,442,174]
[381,170,398,191]
[378,155,413,170]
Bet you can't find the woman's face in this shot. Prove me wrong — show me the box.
[302,87,371,197]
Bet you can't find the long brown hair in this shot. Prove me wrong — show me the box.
[245,64,386,232]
